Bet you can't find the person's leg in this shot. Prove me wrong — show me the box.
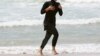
[39,30,52,55]
[52,27,59,47]
[41,31,52,49]
[51,27,59,55]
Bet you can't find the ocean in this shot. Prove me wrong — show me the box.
[0,0,100,54]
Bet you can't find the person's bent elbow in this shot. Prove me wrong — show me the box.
[41,9,48,14]
[60,13,63,16]
[41,11,45,14]
[58,9,63,16]
[59,12,63,16]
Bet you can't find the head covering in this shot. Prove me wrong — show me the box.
[51,0,56,6]
[51,0,56,2]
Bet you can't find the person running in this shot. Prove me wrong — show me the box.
[39,0,63,55]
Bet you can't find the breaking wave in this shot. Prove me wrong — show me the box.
[0,18,100,27]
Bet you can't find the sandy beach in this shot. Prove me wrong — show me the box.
[0,53,100,56]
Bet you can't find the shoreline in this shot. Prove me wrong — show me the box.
[0,44,100,54]
[0,53,100,56]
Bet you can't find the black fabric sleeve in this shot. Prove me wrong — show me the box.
[58,3,63,16]
[41,2,48,14]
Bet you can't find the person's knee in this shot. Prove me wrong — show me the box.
[54,32,59,37]
[57,33,59,37]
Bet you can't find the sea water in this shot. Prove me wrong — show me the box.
[0,0,100,54]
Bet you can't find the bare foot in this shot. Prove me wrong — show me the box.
[38,49,44,56]
[52,50,58,55]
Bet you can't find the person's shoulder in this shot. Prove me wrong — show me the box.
[44,1,51,4]
[56,2,61,5]
[43,1,50,5]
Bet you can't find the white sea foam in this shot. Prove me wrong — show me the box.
[61,0,100,3]
[34,0,100,3]
[57,18,100,25]
[0,19,43,27]
[0,44,100,54]
[0,18,100,27]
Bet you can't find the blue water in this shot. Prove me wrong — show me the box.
[0,0,100,46]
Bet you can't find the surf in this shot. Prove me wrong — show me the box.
[0,44,100,54]
[0,18,100,27]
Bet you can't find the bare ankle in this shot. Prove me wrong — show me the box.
[52,47,58,55]
[52,46,55,50]
[39,48,43,55]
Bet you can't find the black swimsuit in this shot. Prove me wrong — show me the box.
[40,1,63,49]
[41,1,63,30]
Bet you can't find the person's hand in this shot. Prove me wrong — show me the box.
[49,6,55,10]
[45,5,55,12]
[58,5,62,9]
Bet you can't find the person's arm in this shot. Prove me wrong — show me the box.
[58,3,63,16]
[41,2,56,14]
[45,5,55,12]
[41,2,48,14]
